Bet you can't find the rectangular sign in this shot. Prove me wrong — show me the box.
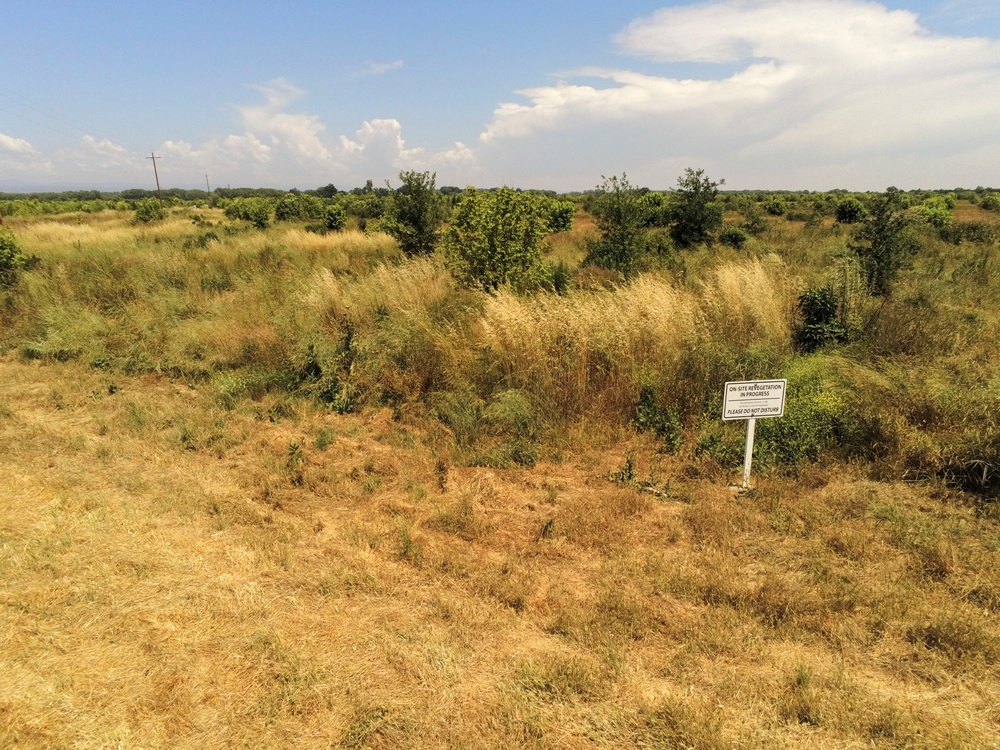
[722,379,787,421]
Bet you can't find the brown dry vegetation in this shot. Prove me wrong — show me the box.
[2,203,1000,748]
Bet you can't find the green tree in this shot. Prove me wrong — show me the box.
[444,187,549,291]
[669,168,724,248]
[584,174,648,277]
[849,187,918,296]
[381,171,447,256]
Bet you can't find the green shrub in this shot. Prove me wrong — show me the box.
[793,287,846,352]
[585,174,648,277]
[545,200,576,233]
[223,197,272,229]
[380,170,447,256]
[633,384,683,452]
[835,197,867,224]
[133,198,165,223]
[444,186,549,291]
[669,168,724,248]
[764,197,786,216]
[0,228,27,287]
[324,203,347,231]
[718,225,749,249]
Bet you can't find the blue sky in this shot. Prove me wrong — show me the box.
[2,0,999,192]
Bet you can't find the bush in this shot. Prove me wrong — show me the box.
[633,384,683,452]
[669,168,724,248]
[444,186,549,291]
[584,174,648,277]
[380,171,448,256]
[938,221,998,245]
[764,197,786,216]
[0,228,27,287]
[850,188,918,296]
[324,203,347,231]
[133,198,165,224]
[545,199,576,233]
[793,287,846,352]
[224,197,272,229]
[718,225,749,249]
[835,197,867,224]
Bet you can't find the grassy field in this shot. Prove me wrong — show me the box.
[1,204,1000,748]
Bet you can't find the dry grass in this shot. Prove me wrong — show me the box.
[2,356,998,748]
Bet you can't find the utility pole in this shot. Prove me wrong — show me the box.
[205,175,210,195]
[147,152,163,206]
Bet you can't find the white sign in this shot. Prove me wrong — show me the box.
[723,379,786,421]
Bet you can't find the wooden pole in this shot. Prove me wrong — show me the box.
[147,152,163,205]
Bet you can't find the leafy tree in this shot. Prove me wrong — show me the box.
[849,187,918,296]
[835,196,867,224]
[0,228,27,287]
[444,187,549,291]
[669,168,724,248]
[315,183,338,199]
[584,174,648,277]
[381,171,448,256]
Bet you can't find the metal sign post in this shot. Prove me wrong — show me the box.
[722,379,787,489]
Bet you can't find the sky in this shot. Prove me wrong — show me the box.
[1,0,999,192]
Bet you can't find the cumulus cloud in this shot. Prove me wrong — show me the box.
[338,118,474,177]
[479,0,1000,186]
[0,133,35,155]
[235,77,331,161]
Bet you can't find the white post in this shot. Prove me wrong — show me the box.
[742,416,756,489]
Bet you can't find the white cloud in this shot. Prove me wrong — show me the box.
[338,118,475,178]
[78,135,136,169]
[363,60,404,76]
[235,77,331,161]
[479,0,1000,188]
[0,133,35,155]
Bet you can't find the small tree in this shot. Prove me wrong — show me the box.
[669,168,724,248]
[381,170,448,256]
[849,187,918,296]
[444,187,548,291]
[584,173,648,277]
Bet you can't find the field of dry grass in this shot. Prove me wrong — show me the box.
[2,204,1000,747]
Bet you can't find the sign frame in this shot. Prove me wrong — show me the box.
[722,379,787,421]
